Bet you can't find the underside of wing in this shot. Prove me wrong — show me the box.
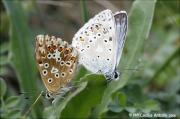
[72,9,116,75]
[35,35,77,95]
[114,11,128,67]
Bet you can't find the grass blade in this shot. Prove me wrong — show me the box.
[80,0,89,23]
[3,0,42,117]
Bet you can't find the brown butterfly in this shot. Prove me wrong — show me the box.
[35,35,78,98]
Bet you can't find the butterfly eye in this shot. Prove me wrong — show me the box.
[54,73,60,78]
[47,53,52,59]
[42,69,48,76]
[61,72,66,77]
[46,93,52,99]
[44,63,49,68]
[48,78,53,83]
[60,61,65,66]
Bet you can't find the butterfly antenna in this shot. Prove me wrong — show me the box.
[122,68,139,71]
[22,91,43,118]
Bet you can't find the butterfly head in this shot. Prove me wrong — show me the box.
[35,35,78,97]
[105,70,119,81]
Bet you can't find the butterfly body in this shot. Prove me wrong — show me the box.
[72,9,127,80]
[35,35,78,97]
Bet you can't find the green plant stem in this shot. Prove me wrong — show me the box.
[80,0,89,23]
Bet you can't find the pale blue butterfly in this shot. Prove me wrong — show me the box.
[72,9,128,80]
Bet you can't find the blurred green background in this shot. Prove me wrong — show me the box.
[0,0,179,119]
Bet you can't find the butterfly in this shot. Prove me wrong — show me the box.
[35,35,78,98]
[72,9,128,80]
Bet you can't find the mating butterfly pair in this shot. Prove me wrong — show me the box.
[35,9,127,97]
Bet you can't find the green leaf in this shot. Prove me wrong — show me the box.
[117,92,126,107]
[108,91,126,113]
[43,106,57,119]
[125,84,145,103]
[0,66,9,76]
[52,81,88,118]
[0,42,9,55]
[93,0,156,116]
[6,109,21,119]
[3,0,42,117]
[5,96,20,108]
[60,74,106,118]
[142,100,160,112]
[133,100,160,113]
[0,56,9,65]
[0,78,7,98]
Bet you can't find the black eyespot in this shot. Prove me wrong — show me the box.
[60,61,64,65]
[98,34,101,36]
[48,54,51,58]
[48,78,53,83]
[42,69,48,76]
[97,56,100,58]
[44,63,49,68]
[109,27,112,29]
[66,61,71,66]
[61,72,65,77]
[87,46,90,48]
[69,69,73,74]
[81,49,84,52]
[89,40,92,42]
[43,70,47,74]
[104,40,107,42]
[58,58,61,61]
[85,31,87,33]
[109,49,111,51]
[53,54,55,57]
[94,37,96,39]
[107,59,110,61]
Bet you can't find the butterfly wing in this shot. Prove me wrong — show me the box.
[114,11,128,68]
[35,35,77,95]
[72,9,116,76]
